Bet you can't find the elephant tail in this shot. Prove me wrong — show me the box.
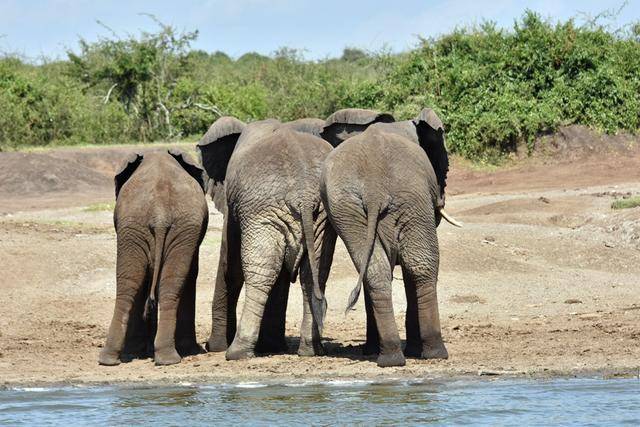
[301,205,322,301]
[301,204,327,330]
[345,201,381,315]
[144,226,168,321]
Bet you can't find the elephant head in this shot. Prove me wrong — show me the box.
[196,116,246,211]
[370,108,449,206]
[282,118,325,137]
[114,150,205,199]
[369,108,459,227]
[320,108,395,147]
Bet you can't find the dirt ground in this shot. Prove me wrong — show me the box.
[1,132,639,386]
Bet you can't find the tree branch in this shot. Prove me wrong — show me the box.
[103,83,118,104]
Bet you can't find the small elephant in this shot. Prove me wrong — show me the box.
[198,118,336,360]
[99,149,208,366]
[320,108,459,367]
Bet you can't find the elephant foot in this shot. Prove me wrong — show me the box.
[256,338,288,355]
[226,340,255,361]
[376,351,406,368]
[98,348,121,366]
[422,341,449,360]
[403,341,422,358]
[154,348,182,366]
[297,338,325,357]
[362,341,380,356]
[205,335,229,353]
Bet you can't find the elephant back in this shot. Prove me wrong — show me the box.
[321,108,395,147]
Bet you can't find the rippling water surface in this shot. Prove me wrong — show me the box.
[1,378,639,425]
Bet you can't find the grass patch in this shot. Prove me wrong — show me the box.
[14,140,197,154]
[83,202,115,212]
[611,196,640,210]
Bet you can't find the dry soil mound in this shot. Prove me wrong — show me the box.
[0,151,112,197]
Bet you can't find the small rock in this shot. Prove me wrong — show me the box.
[579,314,601,321]
[538,196,550,204]
[564,299,583,304]
[604,242,615,248]
[478,370,502,376]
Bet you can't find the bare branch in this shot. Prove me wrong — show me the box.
[103,83,118,104]
[193,103,223,116]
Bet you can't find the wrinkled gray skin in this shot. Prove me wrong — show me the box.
[99,150,208,366]
[199,118,336,360]
[320,108,450,367]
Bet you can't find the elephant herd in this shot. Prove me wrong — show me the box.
[98,107,460,368]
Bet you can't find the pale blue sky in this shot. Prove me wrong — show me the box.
[1,0,637,60]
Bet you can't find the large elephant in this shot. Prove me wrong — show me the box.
[99,149,208,366]
[320,108,459,367]
[198,118,336,360]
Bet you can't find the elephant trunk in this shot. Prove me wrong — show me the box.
[144,227,168,321]
[345,201,381,314]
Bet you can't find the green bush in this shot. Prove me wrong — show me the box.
[1,11,638,159]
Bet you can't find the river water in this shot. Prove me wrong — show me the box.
[1,377,638,425]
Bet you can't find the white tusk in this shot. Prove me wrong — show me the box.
[439,208,463,227]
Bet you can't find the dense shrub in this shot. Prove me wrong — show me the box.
[1,11,638,159]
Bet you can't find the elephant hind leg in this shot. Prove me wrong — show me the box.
[175,250,204,357]
[154,238,199,366]
[363,243,405,367]
[398,232,448,360]
[402,265,422,358]
[346,236,403,367]
[256,267,290,355]
[362,291,380,355]
[99,250,148,366]
[226,228,286,361]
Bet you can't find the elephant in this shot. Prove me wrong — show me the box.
[320,108,460,367]
[98,149,208,366]
[197,117,336,360]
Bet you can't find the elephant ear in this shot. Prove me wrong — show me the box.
[413,108,449,208]
[321,108,395,147]
[168,149,206,193]
[282,118,325,137]
[114,153,143,199]
[197,116,246,186]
